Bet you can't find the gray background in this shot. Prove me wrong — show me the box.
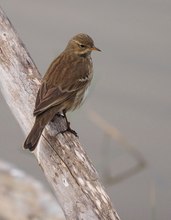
[0,1,171,220]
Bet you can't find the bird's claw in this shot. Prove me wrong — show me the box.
[61,127,78,137]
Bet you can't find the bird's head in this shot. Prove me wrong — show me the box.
[66,33,101,56]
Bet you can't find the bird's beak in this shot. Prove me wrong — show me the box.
[90,46,101,52]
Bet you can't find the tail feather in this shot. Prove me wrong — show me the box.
[23,121,44,151]
[24,107,59,151]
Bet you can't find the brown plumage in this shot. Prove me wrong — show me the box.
[23,33,100,151]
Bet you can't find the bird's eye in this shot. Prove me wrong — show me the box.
[79,44,85,48]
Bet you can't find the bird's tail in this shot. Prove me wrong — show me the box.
[23,108,57,151]
[23,117,45,151]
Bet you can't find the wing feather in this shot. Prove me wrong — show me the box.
[33,53,92,116]
[34,78,90,116]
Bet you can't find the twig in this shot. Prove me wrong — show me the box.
[88,109,146,185]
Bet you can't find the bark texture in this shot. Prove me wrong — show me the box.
[0,6,120,220]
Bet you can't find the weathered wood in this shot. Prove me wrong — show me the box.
[0,6,120,220]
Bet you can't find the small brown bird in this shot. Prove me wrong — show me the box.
[23,33,100,151]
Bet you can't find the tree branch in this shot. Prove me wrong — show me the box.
[0,6,120,220]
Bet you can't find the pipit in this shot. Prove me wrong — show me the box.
[24,33,101,151]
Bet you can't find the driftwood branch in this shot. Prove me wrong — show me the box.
[0,6,120,220]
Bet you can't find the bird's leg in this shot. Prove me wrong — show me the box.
[63,110,70,128]
[62,110,78,137]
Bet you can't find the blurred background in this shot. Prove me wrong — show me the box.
[0,1,171,220]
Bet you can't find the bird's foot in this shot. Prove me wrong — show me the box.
[61,126,78,137]
[60,110,78,137]
[67,127,78,137]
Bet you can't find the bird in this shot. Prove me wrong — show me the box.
[23,33,101,151]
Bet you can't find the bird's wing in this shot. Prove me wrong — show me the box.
[33,53,92,116]
[33,76,90,116]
